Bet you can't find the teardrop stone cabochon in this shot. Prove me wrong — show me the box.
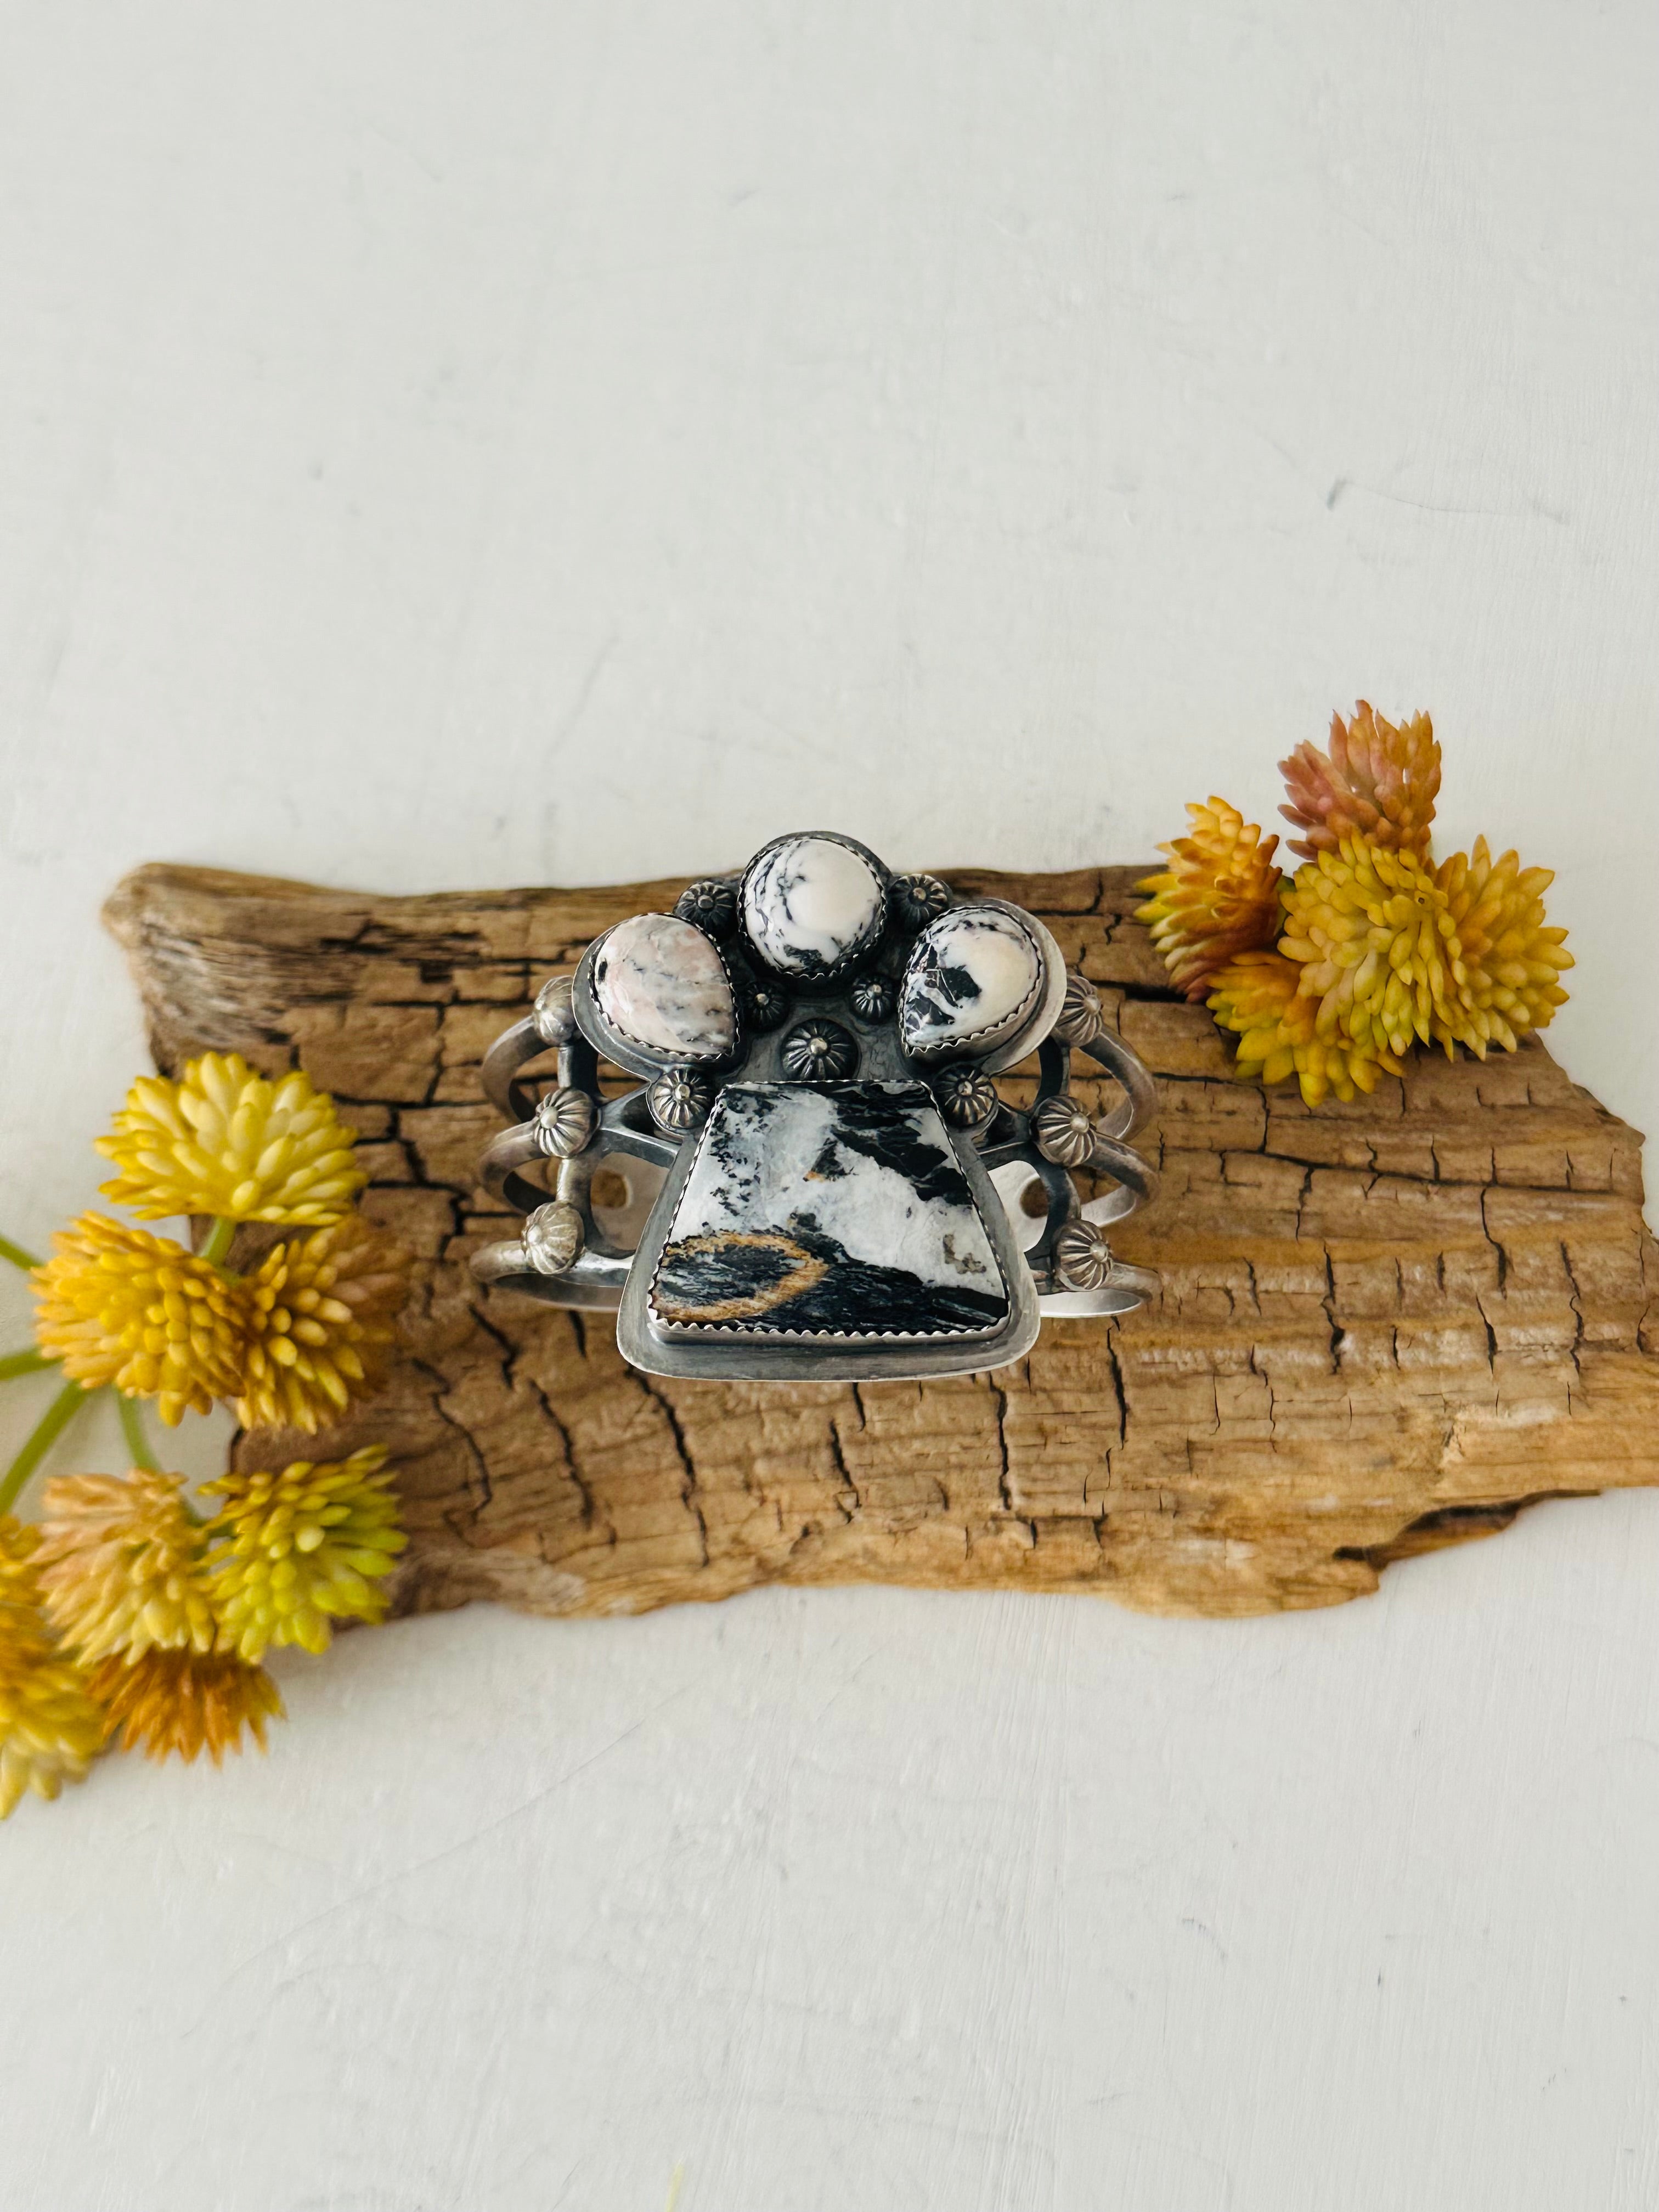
[741,833,887,981]
[592,912,737,1061]
[898,905,1046,1062]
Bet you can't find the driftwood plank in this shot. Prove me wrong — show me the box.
[102,862,1659,1619]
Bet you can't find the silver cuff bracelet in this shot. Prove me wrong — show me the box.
[471,831,1159,1381]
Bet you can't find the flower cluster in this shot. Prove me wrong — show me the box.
[1,1051,411,1814]
[35,1053,405,1431]
[1137,706,1572,1105]
[98,1056,365,1225]
[36,1473,285,1763]
[0,1519,105,1819]
[206,1448,405,1660]
[1135,798,1284,1001]
[26,1447,405,1768]
[32,1216,246,1425]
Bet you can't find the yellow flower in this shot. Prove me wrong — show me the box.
[237,1216,409,1435]
[32,1214,248,1425]
[0,1520,106,1819]
[0,1517,43,1618]
[98,1052,364,1226]
[89,1648,282,1764]
[1279,703,1441,861]
[1436,836,1573,1049]
[36,1470,218,1664]
[1208,949,1403,1107]
[0,1645,107,1818]
[1277,838,1480,1061]
[205,1447,406,1661]
[1135,798,1284,1000]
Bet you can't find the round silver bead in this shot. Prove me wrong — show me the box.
[1032,1094,1096,1167]
[533,1085,596,1159]
[648,1065,714,1134]
[1053,970,1104,1047]
[532,973,578,1046]
[1052,1219,1115,1293]
[888,872,952,934]
[850,971,896,1025]
[781,1018,858,1083]
[740,972,791,1033]
[934,1062,998,1132]
[523,1200,584,1277]
[674,878,739,941]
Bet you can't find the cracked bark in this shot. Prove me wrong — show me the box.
[101,861,1659,1619]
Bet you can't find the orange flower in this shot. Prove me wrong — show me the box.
[1279,703,1441,862]
[89,1649,283,1764]
[1136,798,1284,999]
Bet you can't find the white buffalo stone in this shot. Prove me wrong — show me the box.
[742,834,885,979]
[593,913,737,1059]
[648,1082,1008,1340]
[899,905,1044,1060]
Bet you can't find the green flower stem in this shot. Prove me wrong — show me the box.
[0,1380,88,1516]
[116,1391,160,1473]
[0,1348,58,1382]
[113,1387,203,1519]
[0,1233,43,1274]
[200,1216,237,1266]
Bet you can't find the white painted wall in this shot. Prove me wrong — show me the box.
[1,5,1654,2205]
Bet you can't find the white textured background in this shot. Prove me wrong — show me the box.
[1,5,1656,2207]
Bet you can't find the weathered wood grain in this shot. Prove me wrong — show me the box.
[103,861,1659,1618]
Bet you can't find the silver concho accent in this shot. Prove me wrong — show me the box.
[738,971,791,1032]
[849,972,896,1025]
[1053,970,1104,1047]
[1052,1219,1115,1292]
[888,871,952,934]
[533,1085,596,1159]
[648,1065,715,1134]
[780,1018,858,1083]
[934,1063,998,1132]
[1031,1095,1095,1167]
[524,1200,584,1276]
[674,878,739,940]
[533,973,577,1046]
